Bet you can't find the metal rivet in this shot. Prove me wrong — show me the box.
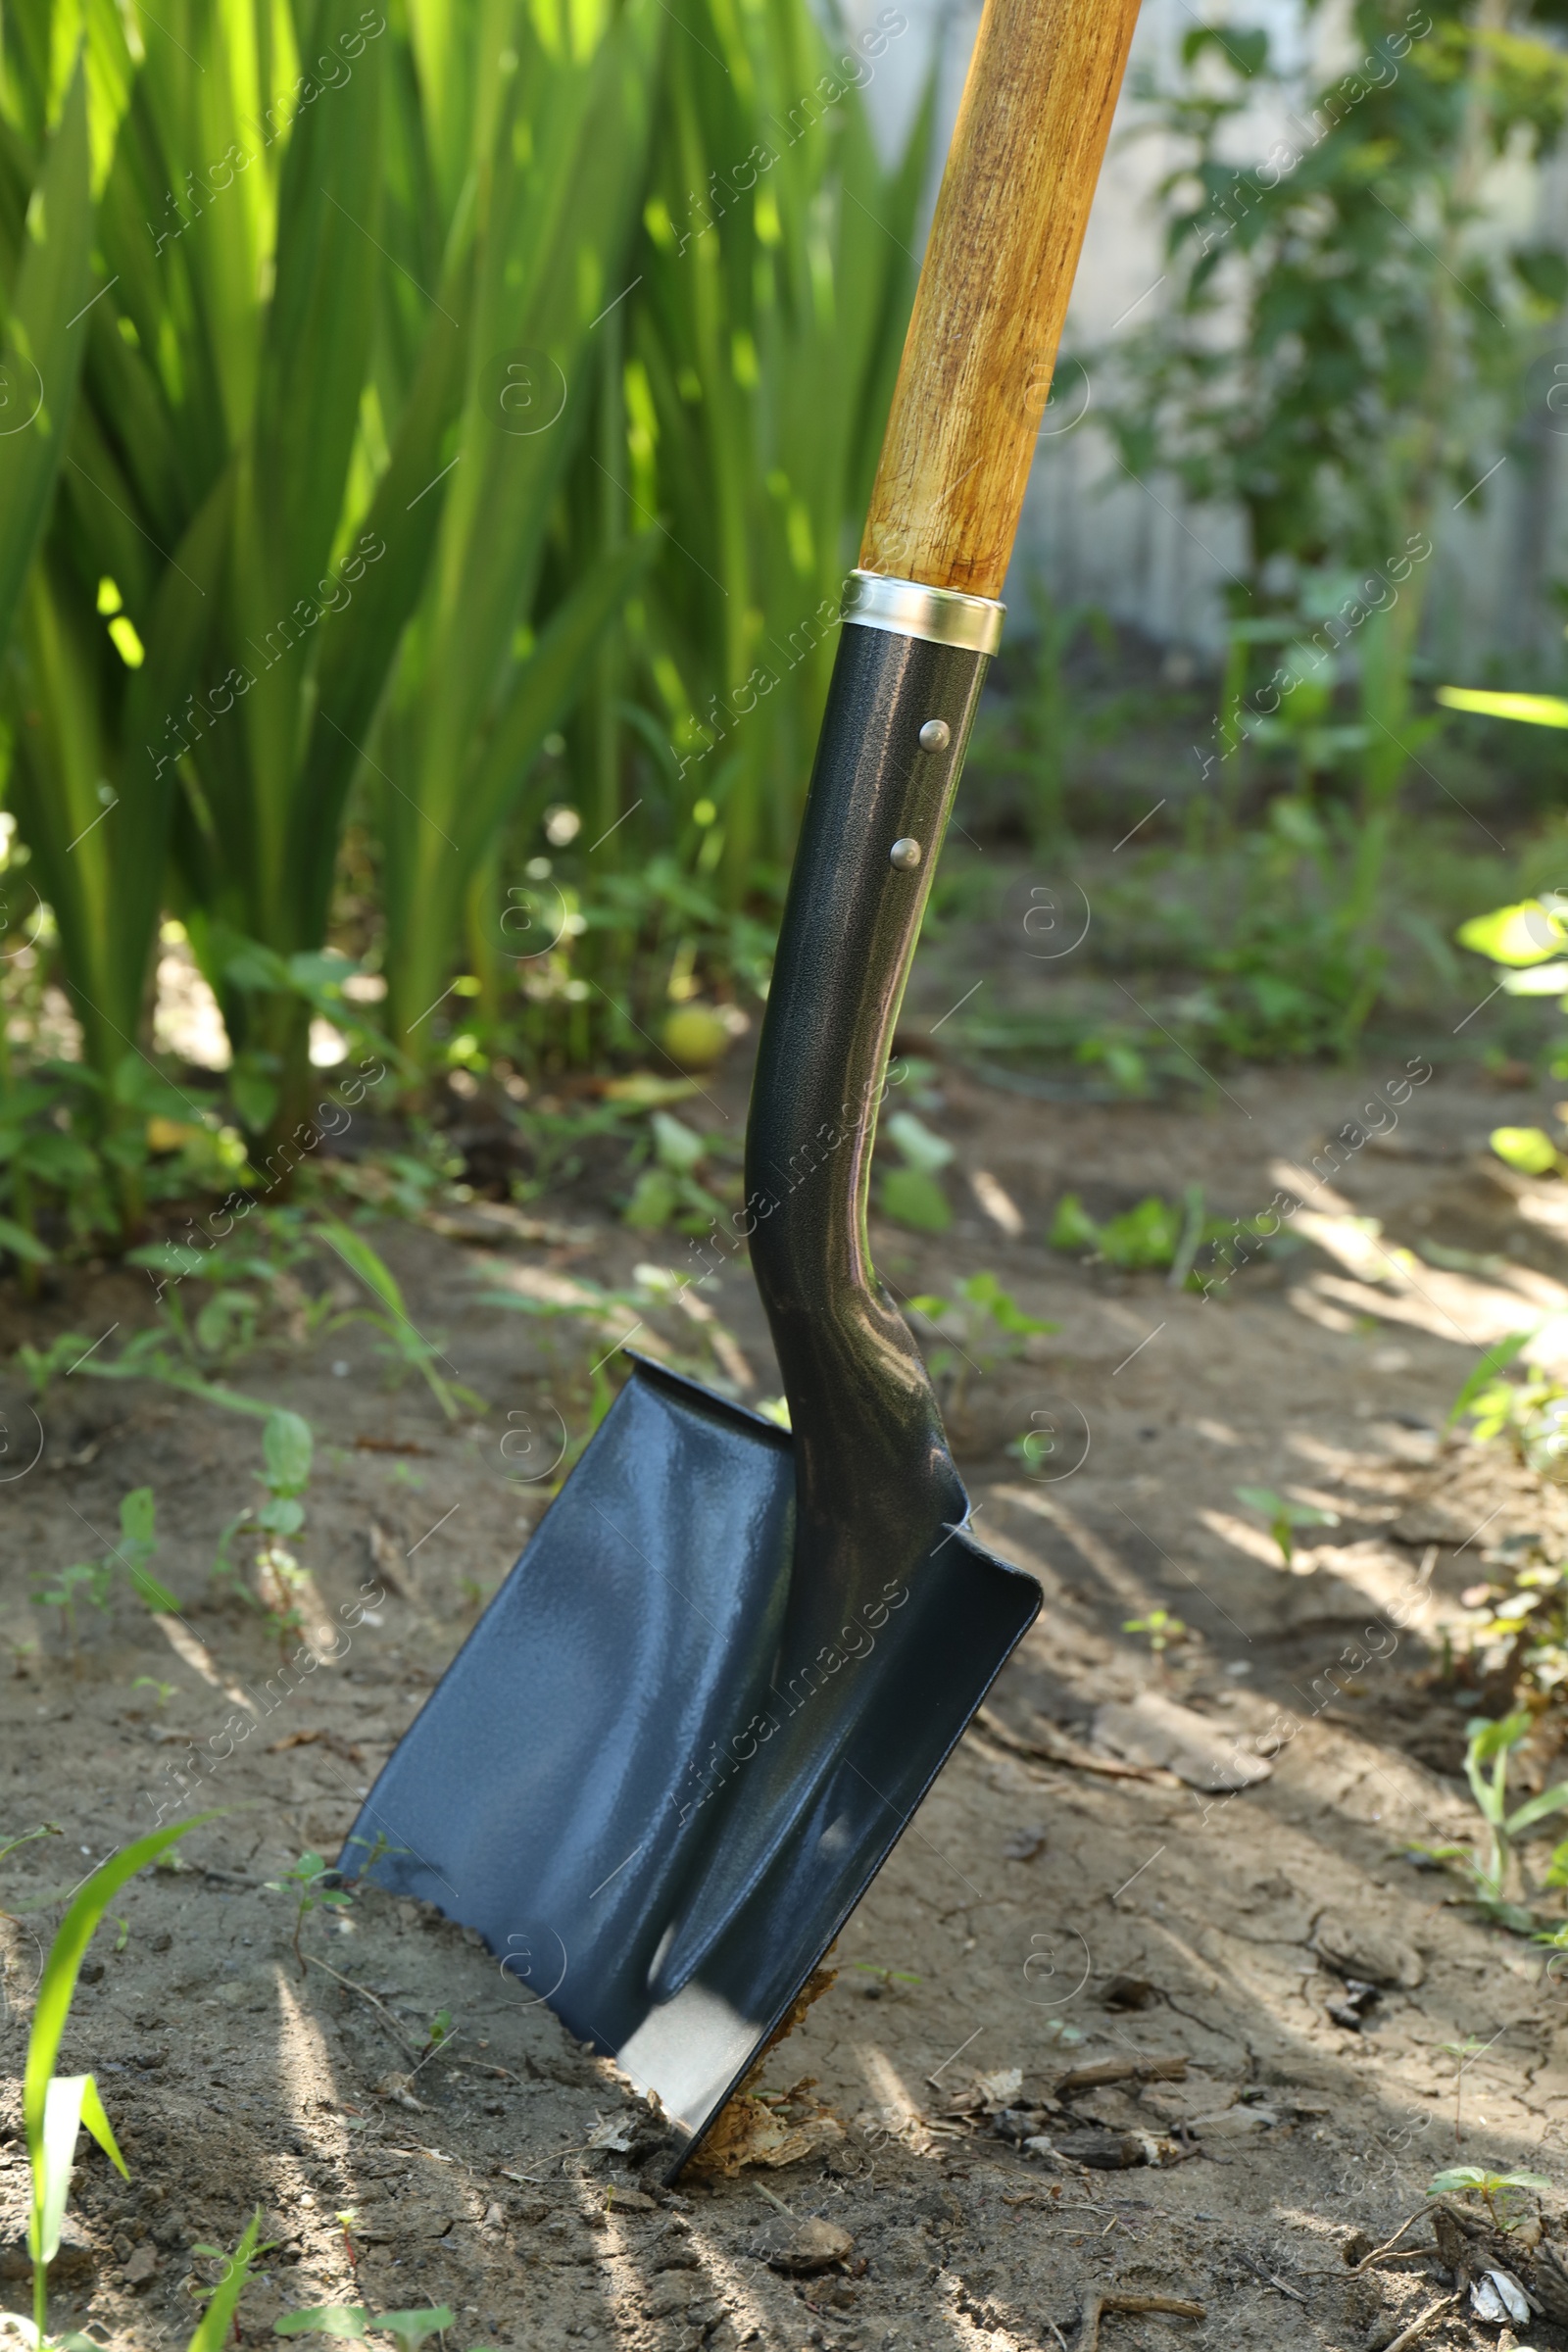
[890,838,922,871]
[918,719,951,753]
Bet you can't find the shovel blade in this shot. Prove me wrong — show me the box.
[343,1359,1038,2164]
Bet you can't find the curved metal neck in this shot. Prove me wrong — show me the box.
[744,616,991,1628]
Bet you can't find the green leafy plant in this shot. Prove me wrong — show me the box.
[20,1818,211,2344]
[33,1489,177,1666]
[1457,886,1568,1122]
[0,1824,62,1876]
[12,1334,96,1407]
[130,1677,178,1715]
[28,1564,112,1676]
[600,0,931,902]
[318,1222,482,1421]
[1091,0,1568,1024]
[1123,1607,1188,1660]
[268,1851,353,1979]
[621,1111,735,1235]
[185,2213,272,2351]
[1410,1712,1568,1929]
[1049,1188,1225,1275]
[273,2307,457,2350]
[877,1113,956,1234]
[215,1408,316,1648]
[1427,2166,1551,2230]
[1234,1485,1340,1567]
[906,1273,1056,1417]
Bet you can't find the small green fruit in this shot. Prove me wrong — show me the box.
[662,1004,729,1069]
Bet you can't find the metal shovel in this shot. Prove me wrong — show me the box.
[343,0,1143,2170]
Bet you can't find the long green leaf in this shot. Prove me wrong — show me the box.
[186,2209,266,2352]
[24,1819,214,2281]
[0,60,93,646]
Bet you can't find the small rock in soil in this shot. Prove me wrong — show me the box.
[757,2216,855,2274]
[1054,2131,1150,2170]
[1091,1692,1272,1790]
[122,2242,159,2285]
[1101,1974,1158,2009]
[1314,1907,1425,1989]
[1326,1980,1382,2030]
[0,2220,94,2280]
[1004,1825,1048,1861]
[1188,2107,1277,2136]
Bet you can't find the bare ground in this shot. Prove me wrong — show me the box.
[6,1040,1568,2352]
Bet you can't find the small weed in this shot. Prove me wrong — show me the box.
[0,1823,61,1874]
[621,1111,737,1234]
[1123,1607,1188,1663]
[1453,1343,1568,1481]
[185,2212,272,2348]
[273,2305,458,2348]
[877,1113,955,1234]
[33,1490,176,1667]
[13,1333,94,1406]
[1050,1186,1224,1278]
[850,1962,921,1995]
[21,1817,211,2344]
[267,1851,352,1978]
[1427,2165,1551,2230]
[1233,1485,1340,1567]
[318,1222,484,1420]
[216,1409,316,1650]
[1408,1712,1568,1930]
[906,1274,1056,1417]
[130,1676,178,1714]
[29,1563,112,1674]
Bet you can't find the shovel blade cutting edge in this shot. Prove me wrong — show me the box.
[344,1354,1039,2160]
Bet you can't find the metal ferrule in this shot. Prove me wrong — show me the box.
[843,566,1005,656]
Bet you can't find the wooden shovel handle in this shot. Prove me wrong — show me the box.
[859,0,1141,600]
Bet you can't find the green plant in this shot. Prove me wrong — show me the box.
[968,581,1115,850]
[33,1488,177,1666]
[906,1274,1056,1418]
[185,2212,270,2351]
[1123,1607,1188,1658]
[850,1962,922,1993]
[1050,1189,1222,1273]
[21,1818,210,2343]
[3,0,662,1180]
[318,1222,483,1420]
[877,1113,956,1234]
[1094,0,1568,1026]
[621,1111,735,1234]
[273,2307,457,2349]
[13,1334,96,1407]
[268,1851,352,1979]
[1410,1711,1568,1928]
[1427,2165,1551,2229]
[130,1677,178,1714]
[601,0,931,903]
[1457,884,1568,1121]
[1234,1484,1340,1567]
[28,1563,111,1675]
[215,1408,316,1645]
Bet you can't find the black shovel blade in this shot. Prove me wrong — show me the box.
[342,1355,1039,2164]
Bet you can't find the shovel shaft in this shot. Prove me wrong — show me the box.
[746,608,986,1634]
[860,0,1141,597]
